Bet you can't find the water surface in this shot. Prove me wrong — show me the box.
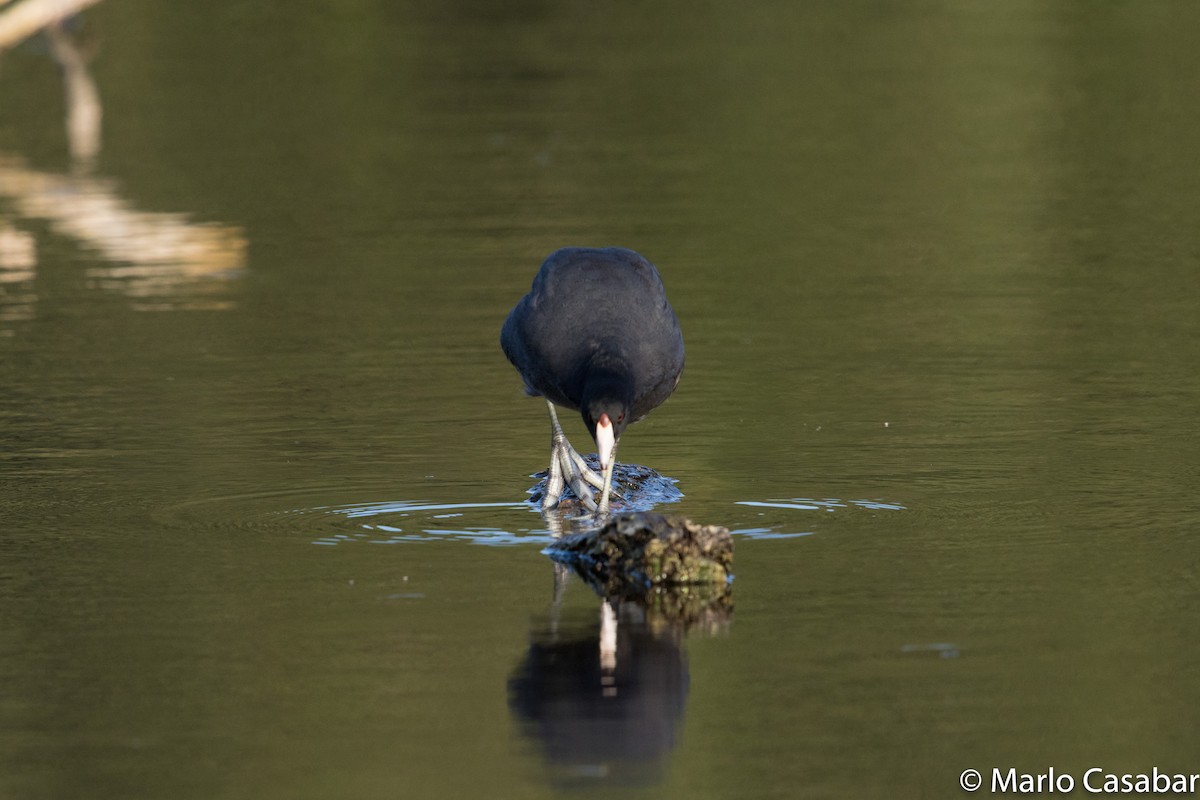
[3,2,1199,798]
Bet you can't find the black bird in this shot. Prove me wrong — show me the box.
[501,247,685,513]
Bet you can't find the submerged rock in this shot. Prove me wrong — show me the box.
[546,512,733,592]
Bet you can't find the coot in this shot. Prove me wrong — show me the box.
[501,247,685,513]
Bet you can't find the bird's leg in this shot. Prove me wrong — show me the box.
[596,440,620,515]
[543,401,600,511]
[542,433,565,510]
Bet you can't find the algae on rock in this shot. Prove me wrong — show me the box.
[546,512,733,592]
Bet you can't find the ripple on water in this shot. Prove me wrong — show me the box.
[737,498,907,512]
[155,488,550,546]
[298,461,687,548]
[301,500,549,547]
[158,485,905,549]
[730,496,907,540]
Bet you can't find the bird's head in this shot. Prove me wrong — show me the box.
[581,367,632,467]
[584,398,628,467]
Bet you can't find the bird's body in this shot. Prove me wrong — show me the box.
[501,247,684,513]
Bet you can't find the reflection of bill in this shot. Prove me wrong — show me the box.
[509,516,733,788]
[0,1,246,329]
[508,600,691,789]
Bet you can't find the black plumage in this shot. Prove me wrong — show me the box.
[501,247,684,512]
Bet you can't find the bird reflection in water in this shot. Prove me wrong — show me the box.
[0,0,246,335]
[508,560,732,789]
[509,592,689,788]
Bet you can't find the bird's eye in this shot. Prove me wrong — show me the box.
[617,413,625,423]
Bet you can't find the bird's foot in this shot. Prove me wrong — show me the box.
[543,434,603,512]
[538,401,628,515]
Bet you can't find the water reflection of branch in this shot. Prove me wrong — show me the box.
[0,0,102,51]
[0,219,36,330]
[0,155,248,311]
[0,2,247,321]
[44,19,101,167]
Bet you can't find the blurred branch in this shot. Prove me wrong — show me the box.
[45,21,100,167]
[0,155,248,307]
[0,0,101,51]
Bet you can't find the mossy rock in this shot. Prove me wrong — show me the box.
[546,512,733,592]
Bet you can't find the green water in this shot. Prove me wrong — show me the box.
[2,2,1199,798]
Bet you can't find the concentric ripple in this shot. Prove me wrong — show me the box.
[157,483,906,548]
[299,500,548,547]
[729,496,907,540]
[736,498,907,512]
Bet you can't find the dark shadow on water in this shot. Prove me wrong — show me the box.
[508,565,731,790]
